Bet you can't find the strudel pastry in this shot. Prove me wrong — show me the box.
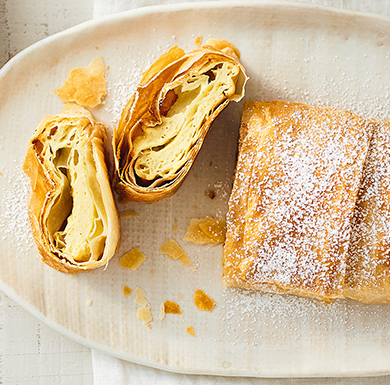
[223,101,374,301]
[113,39,247,203]
[344,120,390,303]
[23,103,120,273]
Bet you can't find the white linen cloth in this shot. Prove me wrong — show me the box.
[91,1,390,384]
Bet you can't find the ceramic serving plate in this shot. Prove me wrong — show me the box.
[1,1,390,377]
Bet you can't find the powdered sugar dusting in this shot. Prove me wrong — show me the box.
[224,101,373,299]
[220,287,390,345]
[0,164,34,253]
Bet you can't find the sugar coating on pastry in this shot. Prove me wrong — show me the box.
[344,120,390,303]
[223,100,374,301]
[184,216,226,246]
[55,57,107,108]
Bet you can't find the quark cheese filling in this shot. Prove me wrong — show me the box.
[34,119,106,264]
[130,61,240,187]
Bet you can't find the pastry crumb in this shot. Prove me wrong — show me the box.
[160,239,192,265]
[164,300,182,314]
[136,305,153,325]
[119,209,139,217]
[194,35,203,47]
[172,223,178,233]
[86,299,92,306]
[119,247,146,270]
[184,216,226,245]
[194,289,215,311]
[159,303,165,320]
[134,287,149,307]
[186,325,196,337]
[188,266,197,272]
[205,190,216,199]
[179,253,192,266]
[122,285,132,296]
[54,57,107,108]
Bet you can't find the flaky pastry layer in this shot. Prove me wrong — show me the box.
[113,39,247,203]
[223,101,375,301]
[23,103,120,273]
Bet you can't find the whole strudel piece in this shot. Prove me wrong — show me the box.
[113,39,247,203]
[223,101,374,301]
[23,103,120,273]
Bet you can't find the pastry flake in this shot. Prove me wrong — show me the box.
[194,289,215,311]
[122,285,132,296]
[119,247,146,270]
[184,216,226,246]
[160,239,192,266]
[186,325,196,337]
[22,103,120,273]
[163,300,183,314]
[113,39,247,203]
[55,57,107,108]
[223,101,374,301]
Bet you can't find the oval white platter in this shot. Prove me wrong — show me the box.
[1,1,390,377]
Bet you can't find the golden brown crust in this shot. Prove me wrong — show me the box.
[23,103,120,273]
[113,39,247,203]
[223,101,374,301]
[344,119,390,303]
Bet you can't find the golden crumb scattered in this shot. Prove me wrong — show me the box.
[194,289,215,311]
[119,247,146,270]
[119,209,139,218]
[86,299,92,306]
[134,288,152,327]
[146,323,151,329]
[188,266,197,272]
[107,65,110,70]
[164,300,182,314]
[122,285,132,296]
[54,57,107,107]
[160,239,192,267]
[194,35,203,47]
[193,205,198,210]
[136,305,153,325]
[159,303,165,320]
[69,272,77,277]
[35,84,38,87]
[134,287,149,307]
[179,253,192,266]
[150,270,153,274]
[178,294,183,299]
[172,223,178,233]
[205,190,216,199]
[186,325,196,337]
[184,216,226,245]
